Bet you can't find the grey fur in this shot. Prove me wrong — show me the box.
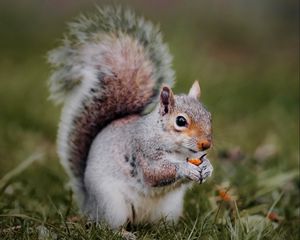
[84,102,213,227]
[47,6,213,229]
[48,6,174,103]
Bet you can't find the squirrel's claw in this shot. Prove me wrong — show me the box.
[198,158,213,183]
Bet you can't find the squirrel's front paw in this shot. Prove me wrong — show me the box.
[197,158,213,183]
[177,159,213,183]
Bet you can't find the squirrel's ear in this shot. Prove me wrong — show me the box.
[160,86,175,116]
[188,80,201,99]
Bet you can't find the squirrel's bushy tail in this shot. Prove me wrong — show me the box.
[48,6,174,198]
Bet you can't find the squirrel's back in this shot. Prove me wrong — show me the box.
[47,6,174,194]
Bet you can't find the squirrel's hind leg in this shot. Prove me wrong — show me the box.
[83,177,132,229]
[150,184,190,223]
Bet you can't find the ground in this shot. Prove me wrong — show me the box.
[0,1,299,239]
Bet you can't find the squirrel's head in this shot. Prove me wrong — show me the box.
[159,81,212,155]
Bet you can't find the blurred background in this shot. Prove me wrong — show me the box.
[0,0,299,238]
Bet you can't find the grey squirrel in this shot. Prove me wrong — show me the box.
[48,6,213,229]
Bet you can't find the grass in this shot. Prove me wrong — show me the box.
[0,1,299,239]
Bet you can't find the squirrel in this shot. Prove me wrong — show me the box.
[48,6,213,229]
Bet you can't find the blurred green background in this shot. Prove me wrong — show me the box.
[0,0,299,239]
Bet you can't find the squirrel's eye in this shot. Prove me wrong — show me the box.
[176,116,188,127]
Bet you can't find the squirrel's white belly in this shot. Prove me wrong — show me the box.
[129,183,191,224]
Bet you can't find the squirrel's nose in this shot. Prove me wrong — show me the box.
[198,140,211,151]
